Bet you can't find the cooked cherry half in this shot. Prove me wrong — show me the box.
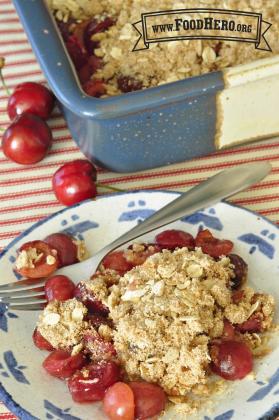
[74,281,109,315]
[102,251,133,275]
[103,382,135,420]
[33,328,54,351]
[195,229,233,258]
[44,233,78,267]
[129,381,167,420]
[210,339,253,380]
[45,275,75,302]
[155,229,195,250]
[68,361,120,402]
[15,240,58,279]
[43,350,86,379]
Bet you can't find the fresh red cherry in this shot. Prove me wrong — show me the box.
[2,114,52,165]
[7,82,55,120]
[52,159,97,206]
[45,275,76,302]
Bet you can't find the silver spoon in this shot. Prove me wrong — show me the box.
[0,161,271,310]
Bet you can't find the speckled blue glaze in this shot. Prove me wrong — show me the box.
[12,0,224,172]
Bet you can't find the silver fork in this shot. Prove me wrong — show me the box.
[0,162,271,310]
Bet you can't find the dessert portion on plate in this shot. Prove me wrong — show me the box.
[46,0,279,97]
[15,228,276,419]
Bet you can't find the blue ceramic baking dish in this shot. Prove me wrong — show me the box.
[13,0,279,172]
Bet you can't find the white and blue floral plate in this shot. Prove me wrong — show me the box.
[0,191,278,420]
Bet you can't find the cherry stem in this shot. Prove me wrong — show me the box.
[0,58,10,96]
[96,182,125,193]
[0,72,10,96]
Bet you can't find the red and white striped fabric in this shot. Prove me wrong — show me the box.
[1,0,279,418]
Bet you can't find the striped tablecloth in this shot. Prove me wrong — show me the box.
[1,0,279,418]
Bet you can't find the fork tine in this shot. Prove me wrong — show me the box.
[0,287,45,299]
[8,302,46,311]
[1,295,47,305]
[0,277,46,293]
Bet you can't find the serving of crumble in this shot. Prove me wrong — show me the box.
[107,247,274,397]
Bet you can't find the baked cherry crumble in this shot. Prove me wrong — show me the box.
[48,2,279,99]
[16,228,275,418]
[55,16,143,97]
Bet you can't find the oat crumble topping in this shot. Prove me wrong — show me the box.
[103,248,241,395]
[46,254,57,265]
[98,323,114,341]
[16,248,43,270]
[83,277,109,303]
[74,239,89,261]
[47,0,279,96]
[37,298,88,349]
